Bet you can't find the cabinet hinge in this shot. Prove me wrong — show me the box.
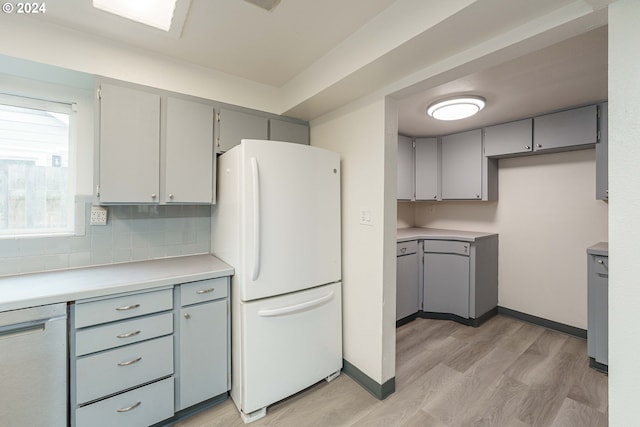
[96,185,100,198]
[597,130,601,141]
[412,140,416,149]
[96,87,101,100]
[597,108,601,119]
[217,112,221,122]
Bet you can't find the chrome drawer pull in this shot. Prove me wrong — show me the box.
[116,401,141,413]
[400,248,406,254]
[115,304,140,311]
[117,356,142,367]
[116,330,141,339]
[597,259,604,264]
[196,288,215,294]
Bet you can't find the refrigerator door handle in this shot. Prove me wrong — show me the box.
[251,157,261,281]
[257,291,334,317]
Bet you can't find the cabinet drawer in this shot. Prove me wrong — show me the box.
[397,241,418,256]
[75,377,174,427]
[180,278,228,306]
[591,255,609,277]
[423,240,470,256]
[75,289,173,328]
[75,335,173,404]
[75,312,173,357]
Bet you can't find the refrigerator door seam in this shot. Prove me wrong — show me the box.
[250,156,261,281]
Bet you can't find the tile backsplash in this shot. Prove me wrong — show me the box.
[0,200,211,276]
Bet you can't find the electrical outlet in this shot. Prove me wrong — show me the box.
[90,206,108,225]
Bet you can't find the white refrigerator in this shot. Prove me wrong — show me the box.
[211,140,342,423]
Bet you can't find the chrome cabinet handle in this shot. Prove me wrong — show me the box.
[476,194,480,199]
[151,193,157,199]
[597,259,604,264]
[169,193,174,200]
[536,144,542,148]
[116,401,141,413]
[433,195,437,199]
[184,313,191,319]
[116,330,141,339]
[400,248,407,254]
[115,304,140,311]
[524,145,531,150]
[196,288,215,294]
[117,356,142,367]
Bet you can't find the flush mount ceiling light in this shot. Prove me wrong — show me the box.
[426,96,486,121]
[92,0,188,32]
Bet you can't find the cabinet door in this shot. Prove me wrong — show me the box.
[177,299,227,410]
[98,83,160,203]
[165,97,214,204]
[397,135,414,200]
[483,119,532,157]
[269,119,309,145]
[441,129,482,200]
[588,254,608,366]
[396,253,419,321]
[423,252,470,318]
[217,108,268,153]
[596,103,608,200]
[533,104,598,152]
[415,137,439,200]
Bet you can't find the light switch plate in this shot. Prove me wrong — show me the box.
[90,206,108,225]
[359,207,373,226]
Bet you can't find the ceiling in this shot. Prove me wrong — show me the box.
[12,0,609,133]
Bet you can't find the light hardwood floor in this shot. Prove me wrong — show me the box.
[174,315,608,427]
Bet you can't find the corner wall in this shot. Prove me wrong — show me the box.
[406,149,608,329]
[310,96,396,387]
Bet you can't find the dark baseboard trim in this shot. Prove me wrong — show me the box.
[497,306,587,339]
[342,359,395,400]
[397,307,498,328]
[150,392,228,427]
[589,357,609,374]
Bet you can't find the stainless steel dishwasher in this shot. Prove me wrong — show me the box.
[0,303,68,427]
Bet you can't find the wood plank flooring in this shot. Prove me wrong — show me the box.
[174,315,608,427]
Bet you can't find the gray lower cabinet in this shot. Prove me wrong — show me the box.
[422,235,498,321]
[415,137,439,201]
[217,108,268,153]
[441,129,483,200]
[269,118,310,145]
[483,118,533,157]
[396,241,419,321]
[175,278,230,411]
[533,104,598,152]
[596,102,608,200]
[70,288,175,427]
[587,245,608,371]
[397,135,414,200]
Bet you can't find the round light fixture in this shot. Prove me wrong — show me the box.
[426,96,486,121]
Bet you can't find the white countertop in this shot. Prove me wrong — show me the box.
[587,242,608,256]
[0,254,234,312]
[397,227,498,243]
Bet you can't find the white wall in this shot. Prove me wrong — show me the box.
[311,96,396,386]
[405,149,608,329]
[0,18,280,114]
[608,1,640,424]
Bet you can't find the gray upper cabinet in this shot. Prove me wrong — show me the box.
[269,119,309,145]
[415,137,439,201]
[164,97,215,204]
[441,129,483,200]
[483,119,533,157]
[98,83,161,204]
[533,104,598,152]
[217,108,268,153]
[596,102,608,200]
[397,135,414,200]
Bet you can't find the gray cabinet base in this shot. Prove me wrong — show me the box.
[395,307,497,328]
[149,392,228,427]
[589,357,608,374]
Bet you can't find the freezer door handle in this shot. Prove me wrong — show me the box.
[258,291,334,317]
[251,157,261,281]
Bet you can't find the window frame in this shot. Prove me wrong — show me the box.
[0,92,77,237]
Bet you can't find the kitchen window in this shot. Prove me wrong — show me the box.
[0,93,76,237]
